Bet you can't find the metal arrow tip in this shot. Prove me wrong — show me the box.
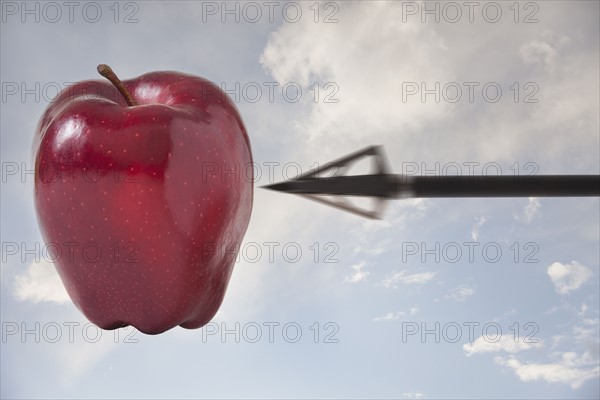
[260,181,296,192]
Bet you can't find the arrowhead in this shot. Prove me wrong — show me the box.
[260,181,296,193]
[259,145,393,219]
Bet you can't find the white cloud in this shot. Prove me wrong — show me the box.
[519,32,569,71]
[374,307,419,322]
[544,304,570,315]
[260,2,454,142]
[550,335,569,349]
[382,270,436,288]
[445,286,476,302]
[360,217,394,233]
[345,261,369,283]
[578,302,589,317]
[470,308,600,389]
[547,261,593,295]
[495,353,599,389]
[390,199,429,225]
[515,197,540,224]
[260,4,598,173]
[463,336,543,357]
[374,312,402,322]
[354,239,391,256]
[402,392,424,399]
[471,217,486,241]
[14,260,71,304]
[519,40,558,70]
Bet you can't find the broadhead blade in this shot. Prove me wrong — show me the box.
[262,175,399,197]
[261,179,389,219]
[259,146,396,219]
[260,181,298,193]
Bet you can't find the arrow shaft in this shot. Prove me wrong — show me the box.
[277,174,600,198]
[405,175,600,197]
[261,145,599,218]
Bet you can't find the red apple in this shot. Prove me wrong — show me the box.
[33,65,253,334]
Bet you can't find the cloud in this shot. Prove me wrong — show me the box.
[520,40,558,70]
[354,239,391,256]
[390,199,429,224]
[519,32,569,71]
[463,336,543,357]
[260,2,454,142]
[578,302,590,317]
[382,270,436,288]
[445,285,476,302]
[471,217,486,241]
[515,197,540,224]
[402,392,424,399]
[13,260,71,304]
[360,218,394,233]
[547,261,593,295]
[374,312,402,322]
[469,308,600,389]
[494,353,599,389]
[374,307,418,322]
[259,4,598,174]
[345,261,369,283]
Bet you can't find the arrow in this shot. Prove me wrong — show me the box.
[262,146,600,219]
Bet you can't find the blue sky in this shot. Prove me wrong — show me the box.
[1,1,599,398]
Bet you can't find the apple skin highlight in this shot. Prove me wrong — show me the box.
[33,69,253,334]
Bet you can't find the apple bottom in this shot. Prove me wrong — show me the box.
[36,171,249,335]
[36,165,251,334]
[51,248,235,335]
[36,140,252,334]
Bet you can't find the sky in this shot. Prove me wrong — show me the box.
[1,1,599,398]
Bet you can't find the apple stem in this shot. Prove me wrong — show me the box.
[97,64,137,106]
